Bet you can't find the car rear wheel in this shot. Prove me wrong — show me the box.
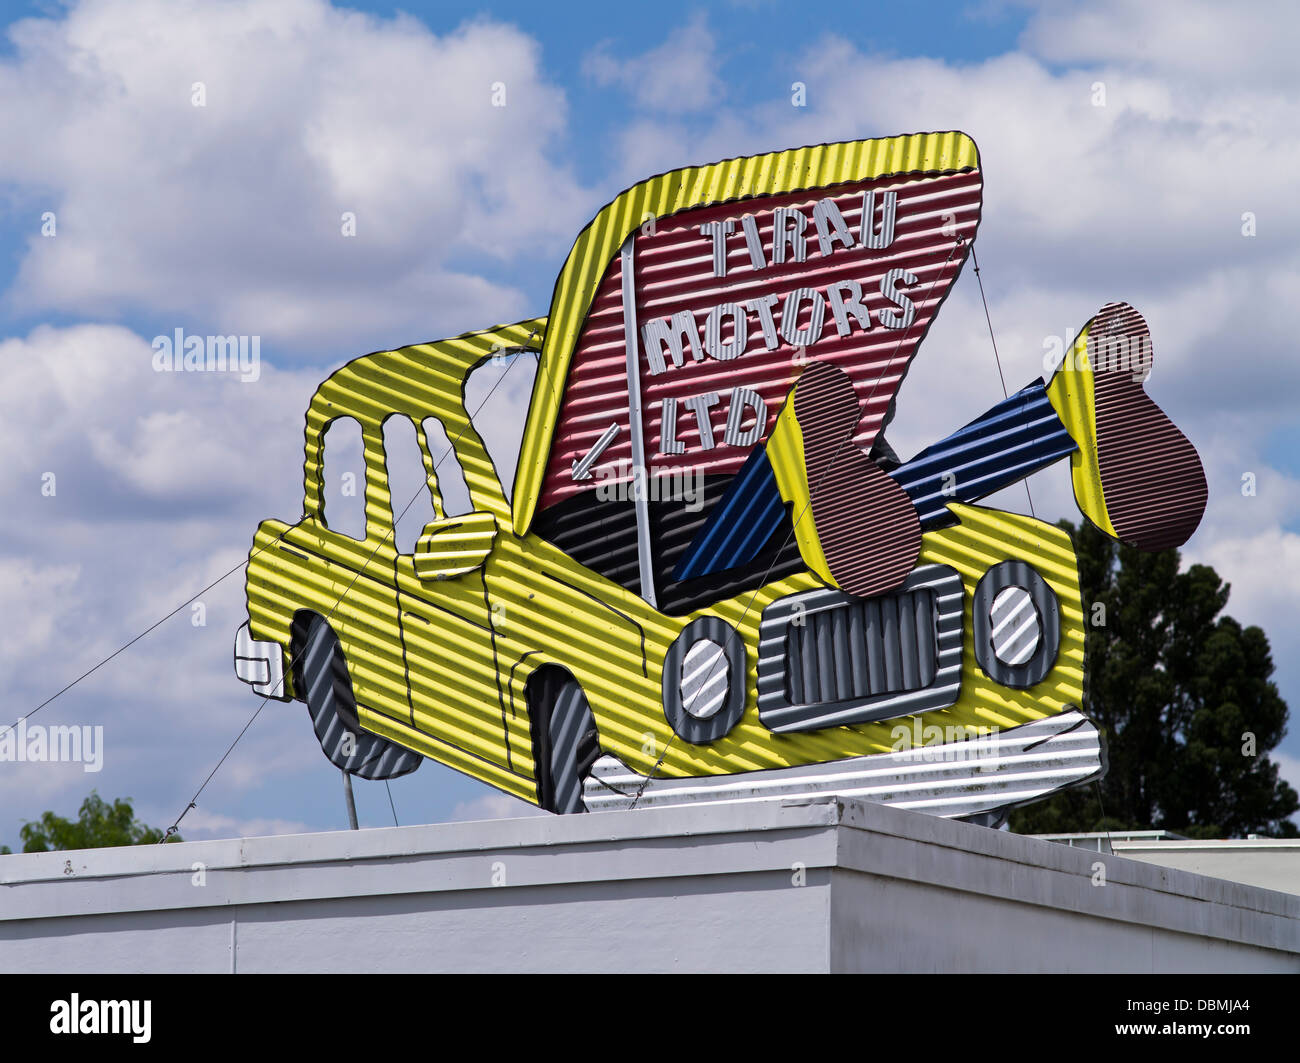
[528,668,600,814]
[293,613,422,782]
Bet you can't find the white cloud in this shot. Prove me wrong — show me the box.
[1019,0,1300,88]
[465,350,539,498]
[0,559,80,678]
[0,323,318,516]
[1186,528,1300,771]
[1272,750,1300,807]
[175,807,312,840]
[0,0,589,353]
[0,0,579,848]
[445,792,545,822]
[0,321,328,845]
[594,10,1299,539]
[583,13,723,113]
[1193,528,1300,635]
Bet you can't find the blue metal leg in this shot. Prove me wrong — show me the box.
[673,379,1078,581]
[892,380,1077,528]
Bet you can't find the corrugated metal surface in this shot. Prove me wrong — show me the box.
[492,499,1089,785]
[1049,322,1115,536]
[529,485,645,597]
[631,172,979,478]
[1066,298,1206,545]
[582,709,1104,818]
[893,381,1078,527]
[251,403,1087,806]
[756,564,964,732]
[672,444,786,581]
[544,675,598,814]
[532,471,809,616]
[971,560,1061,688]
[661,615,748,744]
[515,131,982,535]
[536,168,982,515]
[247,320,546,803]
[989,586,1039,665]
[296,613,423,780]
[914,503,1085,730]
[239,132,1103,817]
[767,360,922,597]
[680,639,729,719]
[412,512,497,579]
[671,379,1079,582]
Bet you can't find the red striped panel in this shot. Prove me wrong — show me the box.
[792,362,922,598]
[1089,302,1208,549]
[539,168,982,511]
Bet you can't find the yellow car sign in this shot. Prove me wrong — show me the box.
[234,132,1206,820]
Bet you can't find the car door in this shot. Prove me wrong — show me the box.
[284,414,409,727]
[383,414,514,776]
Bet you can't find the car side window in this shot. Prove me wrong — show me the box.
[422,416,473,517]
[382,416,438,554]
[465,351,537,503]
[320,416,366,541]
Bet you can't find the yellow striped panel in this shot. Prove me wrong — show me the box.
[413,512,497,580]
[765,395,835,588]
[1046,320,1117,537]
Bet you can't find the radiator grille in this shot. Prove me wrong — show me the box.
[757,564,964,733]
[784,588,937,704]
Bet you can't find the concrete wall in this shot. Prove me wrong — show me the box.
[1,797,1297,973]
[1114,838,1300,897]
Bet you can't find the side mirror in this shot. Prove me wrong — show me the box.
[413,512,498,581]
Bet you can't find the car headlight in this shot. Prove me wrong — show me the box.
[663,617,746,743]
[972,561,1060,688]
[990,585,1040,666]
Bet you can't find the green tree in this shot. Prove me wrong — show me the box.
[1011,520,1298,838]
[15,791,179,852]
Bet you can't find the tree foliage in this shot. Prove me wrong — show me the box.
[1010,520,1298,838]
[12,791,178,852]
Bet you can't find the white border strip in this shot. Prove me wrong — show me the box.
[621,235,656,607]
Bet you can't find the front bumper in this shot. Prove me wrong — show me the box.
[233,621,290,700]
[583,709,1104,820]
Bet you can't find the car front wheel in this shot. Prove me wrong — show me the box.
[293,612,422,782]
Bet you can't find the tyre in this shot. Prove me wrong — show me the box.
[528,668,600,814]
[292,613,422,781]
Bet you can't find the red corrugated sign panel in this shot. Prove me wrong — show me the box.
[538,168,983,511]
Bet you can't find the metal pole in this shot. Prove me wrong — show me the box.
[620,235,656,608]
[342,769,359,830]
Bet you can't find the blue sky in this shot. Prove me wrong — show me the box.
[0,0,1296,846]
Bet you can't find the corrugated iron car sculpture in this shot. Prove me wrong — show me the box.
[234,132,1207,823]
